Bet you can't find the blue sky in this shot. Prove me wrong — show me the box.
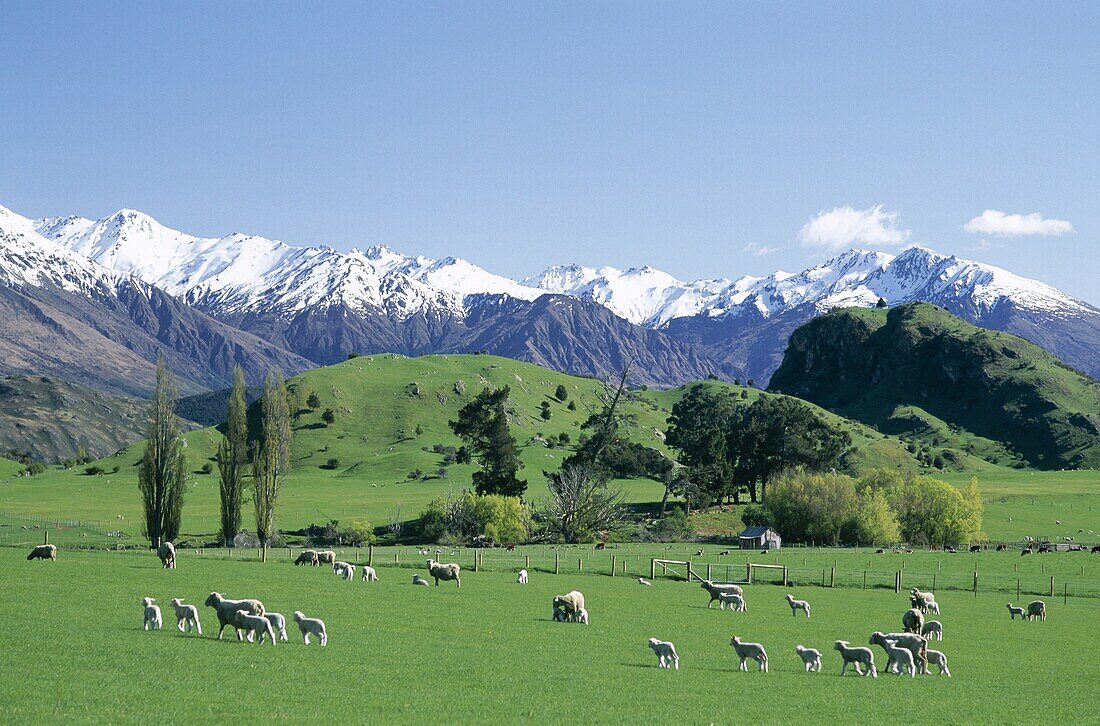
[2,2,1097,300]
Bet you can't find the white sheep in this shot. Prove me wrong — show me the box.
[785,593,811,618]
[834,640,877,677]
[157,541,176,569]
[360,565,378,582]
[517,569,528,584]
[294,549,319,566]
[1026,600,1047,621]
[884,642,916,677]
[717,592,746,612]
[638,577,652,586]
[204,592,266,641]
[926,649,952,676]
[333,561,356,581]
[574,607,589,625]
[1006,603,1026,619]
[871,631,929,675]
[427,559,461,587]
[236,609,276,645]
[142,597,162,631]
[553,591,586,622]
[169,598,202,635]
[730,636,768,672]
[701,580,743,608]
[412,574,430,586]
[26,544,57,561]
[293,611,327,646]
[316,550,337,565]
[795,645,822,672]
[921,620,943,641]
[264,612,288,641]
[902,608,925,635]
[647,638,679,669]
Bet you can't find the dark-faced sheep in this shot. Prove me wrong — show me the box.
[26,544,57,561]
[294,549,319,566]
[427,559,461,587]
[700,580,743,608]
[157,541,176,569]
[204,592,265,641]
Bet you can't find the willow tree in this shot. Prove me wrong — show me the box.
[138,357,187,547]
[217,366,249,546]
[252,369,292,547]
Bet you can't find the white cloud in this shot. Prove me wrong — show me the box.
[742,242,780,256]
[798,205,910,251]
[963,209,1074,237]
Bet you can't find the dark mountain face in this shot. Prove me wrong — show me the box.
[768,303,1100,470]
[0,281,313,398]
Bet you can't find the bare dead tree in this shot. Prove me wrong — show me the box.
[543,464,625,544]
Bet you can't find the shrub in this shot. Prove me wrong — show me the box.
[740,503,774,528]
[21,462,47,476]
[84,465,107,476]
[199,462,213,475]
[321,408,336,425]
[342,519,376,545]
[417,491,531,544]
[567,400,576,411]
[324,457,340,470]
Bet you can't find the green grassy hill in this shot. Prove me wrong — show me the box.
[0,353,952,539]
[770,302,1100,470]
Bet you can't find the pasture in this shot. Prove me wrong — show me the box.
[2,547,1096,724]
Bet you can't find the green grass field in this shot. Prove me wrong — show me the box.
[2,547,1096,724]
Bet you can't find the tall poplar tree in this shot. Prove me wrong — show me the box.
[252,369,292,545]
[217,366,248,546]
[138,357,187,547]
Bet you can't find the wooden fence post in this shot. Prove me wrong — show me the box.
[650,558,656,580]
[1017,579,1020,600]
[973,571,978,597]
[830,566,835,588]
[611,555,616,577]
[932,573,936,592]
[555,552,559,575]
[368,544,374,567]
[1050,576,1055,597]
[863,570,867,590]
[1063,583,1068,605]
[578,558,583,573]
[43,531,49,545]
[262,543,268,563]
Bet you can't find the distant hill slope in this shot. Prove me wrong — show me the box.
[769,303,1100,470]
[0,375,195,463]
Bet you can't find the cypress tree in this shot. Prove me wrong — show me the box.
[217,366,248,546]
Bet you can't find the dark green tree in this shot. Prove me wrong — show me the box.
[449,387,527,496]
[138,357,187,547]
[216,366,249,546]
[306,391,321,409]
[539,401,552,420]
[252,369,292,545]
[665,384,740,503]
[321,408,336,425]
[554,384,569,402]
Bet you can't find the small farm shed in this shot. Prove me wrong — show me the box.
[739,526,781,550]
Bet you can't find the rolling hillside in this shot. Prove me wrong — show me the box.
[769,303,1100,470]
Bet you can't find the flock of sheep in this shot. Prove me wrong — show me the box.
[139,592,327,646]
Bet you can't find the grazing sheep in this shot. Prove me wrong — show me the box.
[795,645,822,672]
[142,597,163,631]
[701,580,743,608]
[552,591,586,621]
[293,611,327,646]
[263,611,288,641]
[1006,603,1026,620]
[926,649,952,676]
[909,588,936,613]
[169,598,202,635]
[902,608,925,635]
[730,636,768,672]
[426,559,461,587]
[517,569,528,584]
[157,541,176,569]
[360,565,378,582]
[834,640,877,677]
[638,577,652,586]
[785,594,811,618]
[412,574,430,586]
[921,620,943,641]
[552,607,569,622]
[717,592,746,612]
[871,631,929,675]
[333,561,356,581]
[884,642,916,677]
[647,638,679,669]
[236,609,276,645]
[204,592,265,641]
[316,550,337,565]
[1026,600,1047,621]
[294,549,319,566]
[26,544,57,561]
[925,598,941,616]
[575,607,589,625]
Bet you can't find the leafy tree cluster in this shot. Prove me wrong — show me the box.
[419,491,531,544]
[449,387,526,496]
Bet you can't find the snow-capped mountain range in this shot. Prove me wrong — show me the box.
[3,201,1098,391]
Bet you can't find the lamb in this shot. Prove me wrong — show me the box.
[730,636,768,672]
[1026,600,1047,621]
[921,620,943,641]
[169,598,202,635]
[552,591,586,621]
[700,580,743,608]
[909,587,936,613]
[142,597,163,631]
[785,594,811,618]
[360,565,378,582]
[427,559,461,587]
[552,607,569,622]
[574,607,589,625]
[263,611,288,641]
[333,561,356,581]
[1006,603,1026,620]
[647,638,679,669]
[795,645,822,672]
[884,642,916,677]
[926,649,952,676]
[834,640,877,677]
[870,631,928,675]
[902,608,925,635]
[293,611,327,646]
[412,574,430,586]
[26,544,57,561]
[717,592,746,612]
[316,550,337,565]
[294,549,319,566]
[517,569,528,584]
[157,541,176,569]
[236,609,277,645]
[638,577,652,586]
[204,592,265,641]
[925,598,941,615]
